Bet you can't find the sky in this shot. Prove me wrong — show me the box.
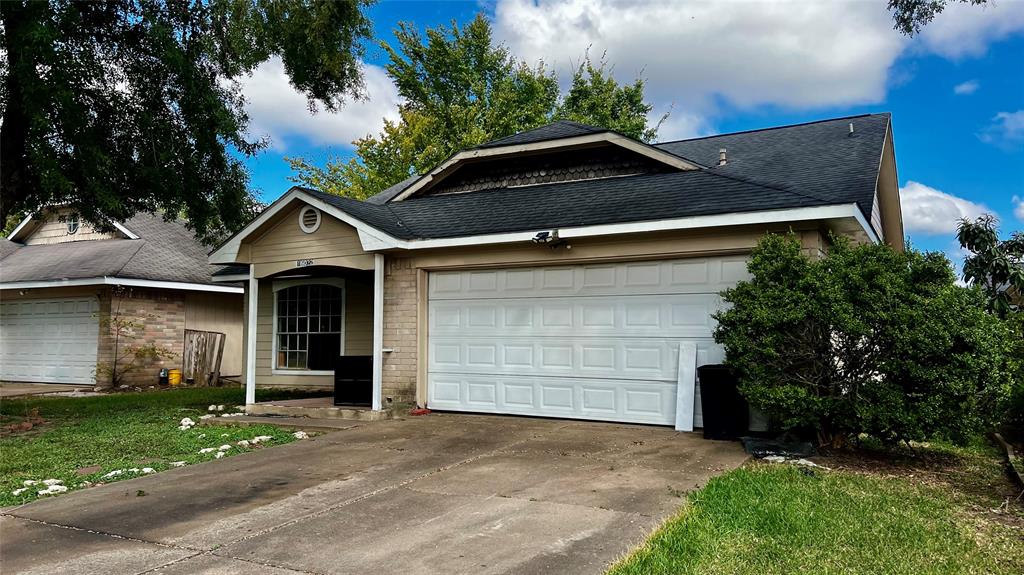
[237,0,1024,264]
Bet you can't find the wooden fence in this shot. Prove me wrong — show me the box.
[182,329,226,387]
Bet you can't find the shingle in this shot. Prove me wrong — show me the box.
[476,120,608,148]
[656,113,889,219]
[365,175,420,205]
[0,214,236,285]
[0,239,20,261]
[385,170,821,239]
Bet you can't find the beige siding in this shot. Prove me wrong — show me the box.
[406,223,822,271]
[249,205,369,268]
[184,292,245,377]
[22,208,119,245]
[876,124,905,251]
[253,273,373,389]
[870,192,884,241]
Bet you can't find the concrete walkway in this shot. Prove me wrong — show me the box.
[1,414,747,575]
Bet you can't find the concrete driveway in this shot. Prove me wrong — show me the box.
[1,414,747,575]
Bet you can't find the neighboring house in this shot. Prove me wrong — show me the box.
[211,113,904,431]
[0,209,244,387]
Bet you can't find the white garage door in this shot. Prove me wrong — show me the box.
[427,257,750,426]
[0,297,100,384]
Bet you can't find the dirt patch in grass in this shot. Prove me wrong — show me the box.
[0,409,48,438]
[814,438,1024,528]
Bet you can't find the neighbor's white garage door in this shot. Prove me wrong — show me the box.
[0,297,100,384]
[427,257,750,426]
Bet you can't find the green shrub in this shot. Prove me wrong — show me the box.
[999,312,1024,442]
[713,233,1010,447]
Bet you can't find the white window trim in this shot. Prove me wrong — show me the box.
[298,205,322,234]
[271,277,346,376]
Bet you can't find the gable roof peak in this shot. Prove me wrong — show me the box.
[476,120,610,149]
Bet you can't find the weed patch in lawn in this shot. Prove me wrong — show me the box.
[0,387,320,507]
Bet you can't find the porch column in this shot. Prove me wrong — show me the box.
[245,265,258,406]
[371,253,385,411]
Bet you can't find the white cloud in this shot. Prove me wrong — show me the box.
[900,181,989,235]
[239,58,401,151]
[953,79,979,95]
[916,1,1024,59]
[652,109,712,141]
[232,2,1024,151]
[978,110,1024,149]
[493,0,906,116]
[1013,195,1024,223]
[491,0,1024,139]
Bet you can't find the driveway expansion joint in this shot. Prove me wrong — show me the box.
[0,513,205,553]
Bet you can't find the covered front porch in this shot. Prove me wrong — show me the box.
[241,257,387,416]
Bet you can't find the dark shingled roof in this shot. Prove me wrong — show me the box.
[1,213,234,285]
[655,113,890,219]
[302,169,826,241]
[476,120,607,149]
[365,174,420,205]
[273,113,892,243]
[0,239,20,261]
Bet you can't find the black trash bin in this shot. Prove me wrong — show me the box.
[697,364,748,440]
[334,356,372,406]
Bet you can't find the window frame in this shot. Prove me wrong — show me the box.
[271,278,345,376]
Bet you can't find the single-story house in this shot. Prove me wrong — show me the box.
[211,113,904,431]
[1,209,244,387]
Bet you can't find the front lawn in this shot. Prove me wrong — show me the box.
[610,442,1024,575]
[0,387,318,507]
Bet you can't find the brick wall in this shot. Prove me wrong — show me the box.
[96,287,186,388]
[381,257,417,404]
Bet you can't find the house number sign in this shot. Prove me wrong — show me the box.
[296,259,315,267]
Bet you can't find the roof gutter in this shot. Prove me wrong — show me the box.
[0,277,243,294]
[359,203,880,251]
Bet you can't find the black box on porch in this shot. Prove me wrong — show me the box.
[334,356,372,406]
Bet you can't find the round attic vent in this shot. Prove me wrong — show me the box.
[298,206,321,234]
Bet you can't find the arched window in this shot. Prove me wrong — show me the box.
[274,280,344,371]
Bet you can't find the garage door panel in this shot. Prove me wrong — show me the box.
[429,336,696,381]
[0,297,99,385]
[429,294,722,339]
[429,256,750,300]
[428,373,677,425]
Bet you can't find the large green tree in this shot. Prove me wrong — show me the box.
[957,214,1023,317]
[0,0,373,240]
[288,15,664,200]
[888,0,989,36]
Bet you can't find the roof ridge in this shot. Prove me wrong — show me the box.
[655,112,889,145]
[110,238,146,278]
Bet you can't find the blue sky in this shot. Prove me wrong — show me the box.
[239,0,1024,263]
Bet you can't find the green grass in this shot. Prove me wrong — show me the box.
[0,387,320,507]
[609,462,1024,575]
